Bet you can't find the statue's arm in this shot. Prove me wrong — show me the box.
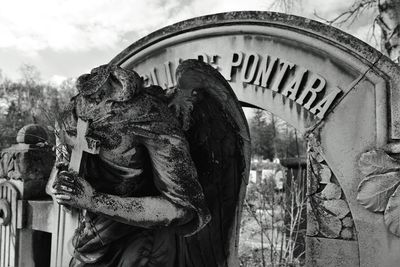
[91,193,194,228]
[51,133,207,230]
[51,172,193,227]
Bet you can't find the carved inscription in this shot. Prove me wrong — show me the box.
[140,52,342,119]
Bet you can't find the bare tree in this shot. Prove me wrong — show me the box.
[313,0,400,63]
[273,0,400,63]
[377,0,400,62]
[19,63,41,86]
[313,0,377,26]
[241,171,306,266]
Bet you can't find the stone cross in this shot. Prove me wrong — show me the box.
[65,118,100,173]
[52,118,100,267]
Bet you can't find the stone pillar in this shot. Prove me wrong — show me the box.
[305,135,359,267]
[0,124,55,267]
[0,124,54,199]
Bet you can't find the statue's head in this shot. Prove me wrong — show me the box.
[76,64,143,103]
[71,64,144,124]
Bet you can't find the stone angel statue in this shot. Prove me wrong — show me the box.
[47,59,250,267]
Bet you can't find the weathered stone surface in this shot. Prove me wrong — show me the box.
[16,124,48,144]
[318,212,342,238]
[0,144,54,182]
[310,150,325,163]
[384,186,400,236]
[320,183,342,200]
[0,124,55,199]
[307,201,319,236]
[358,149,400,176]
[319,164,332,184]
[342,216,354,228]
[306,237,359,267]
[307,155,321,196]
[357,172,400,213]
[323,199,350,219]
[340,228,353,240]
[306,144,355,243]
[357,148,400,237]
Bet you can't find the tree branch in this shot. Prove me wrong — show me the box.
[314,0,377,26]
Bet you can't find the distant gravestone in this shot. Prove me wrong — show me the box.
[109,11,400,267]
[16,124,48,144]
[249,170,257,183]
[0,124,54,267]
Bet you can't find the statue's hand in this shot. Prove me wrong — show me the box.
[46,161,68,196]
[51,170,94,210]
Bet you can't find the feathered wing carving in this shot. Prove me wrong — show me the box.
[169,59,251,267]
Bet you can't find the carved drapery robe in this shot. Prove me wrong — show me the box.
[67,91,211,266]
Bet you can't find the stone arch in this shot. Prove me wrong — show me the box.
[110,12,400,267]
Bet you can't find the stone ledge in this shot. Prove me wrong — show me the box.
[306,236,359,267]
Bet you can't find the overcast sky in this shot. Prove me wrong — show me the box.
[0,0,378,84]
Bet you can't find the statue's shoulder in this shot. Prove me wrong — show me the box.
[123,88,170,116]
[113,88,182,135]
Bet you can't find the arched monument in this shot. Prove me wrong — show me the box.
[109,11,400,267]
[1,11,400,267]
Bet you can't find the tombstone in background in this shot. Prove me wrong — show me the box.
[0,124,54,267]
[0,124,54,199]
[249,170,257,183]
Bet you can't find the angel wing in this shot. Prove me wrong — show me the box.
[169,59,251,267]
